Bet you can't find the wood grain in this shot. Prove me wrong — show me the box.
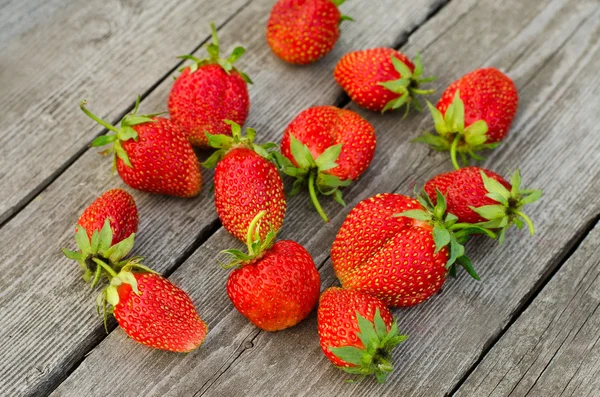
[0,0,446,395]
[0,0,252,224]
[52,0,600,396]
[453,221,600,397]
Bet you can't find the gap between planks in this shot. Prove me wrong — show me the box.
[0,0,254,229]
[447,213,600,397]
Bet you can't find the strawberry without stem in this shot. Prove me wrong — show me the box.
[169,23,251,148]
[318,287,407,383]
[221,211,320,331]
[332,193,492,307]
[275,106,376,222]
[266,0,351,65]
[203,121,286,242]
[81,98,202,197]
[425,167,542,244]
[416,68,518,169]
[334,48,435,114]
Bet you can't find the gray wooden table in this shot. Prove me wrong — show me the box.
[1,0,599,395]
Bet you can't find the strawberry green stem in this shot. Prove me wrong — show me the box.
[246,210,266,255]
[309,172,329,223]
[513,210,535,235]
[92,257,117,279]
[80,100,120,134]
[450,134,461,170]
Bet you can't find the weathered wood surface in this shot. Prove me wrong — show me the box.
[453,221,600,397]
[50,0,600,396]
[0,0,251,224]
[0,0,447,396]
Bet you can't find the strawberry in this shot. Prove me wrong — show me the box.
[425,167,542,243]
[334,48,435,113]
[203,121,286,241]
[317,287,407,383]
[81,98,202,197]
[97,262,208,352]
[76,188,138,246]
[169,23,251,148]
[221,211,320,331]
[331,192,490,306]
[266,0,352,65]
[63,190,139,285]
[415,68,518,169]
[275,106,376,222]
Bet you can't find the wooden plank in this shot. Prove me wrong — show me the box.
[0,0,445,395]
[52,0,600,395]
[453,221,600,397]
[0,0,251,224]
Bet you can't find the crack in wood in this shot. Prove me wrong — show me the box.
[447,213,600,397]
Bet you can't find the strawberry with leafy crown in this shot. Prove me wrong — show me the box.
[81,98,202,197]
[202,121,286,242]
[275,106,376,222]
[318,287,407,383]
[334,48,435,114]
[75,188,138,245]
[266,0,352,65]
[331,192,494,306]
[425,167,542,244]
[62,189,138,284]
[415,68,518,169]
[169,23,251,148]
[95,259,208,352]
[220,211,320,331]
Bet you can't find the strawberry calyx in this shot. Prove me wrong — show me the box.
[395,189,496,279]
[202,120,279,169]
[273,135,351,223]
[82,97,162,172]
[472,169,542,245]
[62,219,136,287]
[95,258,157,332]
[219,211,277,269]
[328,308,407,383]
[378,53,435,115]
[177,23,252,84]
[414,90,498,169]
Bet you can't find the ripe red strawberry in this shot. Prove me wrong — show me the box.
[331,192,488,306]
[168,23,251,148]
[97,263,208,352]
[275,106,376,222]
[81,98,202,197]
[203,121,286,242]
[317,287,407,383]
[266,0,351,65]
[76,188,138,246]
[425,167,542,243]
[416,68,518,169]
[334,48,435,113]
[222,211,320,331]
[63,190,139,285]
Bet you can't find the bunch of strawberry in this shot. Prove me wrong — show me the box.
[62,0,544,385]
[261,0,543,384]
